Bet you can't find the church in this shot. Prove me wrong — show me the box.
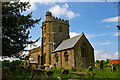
[28,11,95,68]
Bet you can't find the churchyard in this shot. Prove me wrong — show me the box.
[1,60,120,79]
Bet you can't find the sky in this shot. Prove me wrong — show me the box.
[1,0,120,61]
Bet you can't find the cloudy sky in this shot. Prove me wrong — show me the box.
[6,0,119,61]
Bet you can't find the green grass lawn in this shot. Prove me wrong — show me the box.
[10,65,120,79]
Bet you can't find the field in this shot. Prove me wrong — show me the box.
[2,60,120,79]
[9,65,120,79]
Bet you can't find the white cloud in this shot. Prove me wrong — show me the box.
[95,50,119,61]
[86,33,107,38]
[27,2,36,11]
[19,0,118,2]
[20,0,56,11]
[113,52,119,58]
[70,32,108,39]
[49,4,79,19]
[69,32,80,38]
[113,32,120,36]
[100,40,112,45]
[102,16,120,22]
[0,57,20,62]
[95,50,104,54]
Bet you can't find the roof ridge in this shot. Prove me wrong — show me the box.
[63,34,81,41]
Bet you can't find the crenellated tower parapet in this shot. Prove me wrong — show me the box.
[52,16,69,25]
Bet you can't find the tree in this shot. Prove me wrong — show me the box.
[2,1,41,59]
[105,59,110,64]
[96,60,100,63]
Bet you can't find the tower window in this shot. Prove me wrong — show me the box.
[59,25,62,32]
[81,43,88,57]
[64,51,68,61]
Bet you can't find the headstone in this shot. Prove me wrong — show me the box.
[49,65,52,69]
[62,69,69,75]
[88,63,93,72]
[57,77,61,80]
[100,60,104,69]
[111,63,116,72]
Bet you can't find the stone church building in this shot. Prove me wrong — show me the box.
[28,11,95,68]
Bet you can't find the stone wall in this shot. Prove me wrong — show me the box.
[29,47,41,65]
[74,33,94,68]
[51,49,75,68]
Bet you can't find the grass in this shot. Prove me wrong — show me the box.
[9,65,120,79]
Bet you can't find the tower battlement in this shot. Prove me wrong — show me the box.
[45,11,69,25]
[52,16,69,25]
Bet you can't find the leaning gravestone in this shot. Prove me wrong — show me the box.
[62,69,69,75]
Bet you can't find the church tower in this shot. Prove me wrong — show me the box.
[41,11,70,65]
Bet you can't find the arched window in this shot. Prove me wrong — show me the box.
[55,53,58,62]
[59,25,62,32]
[64,51,69,61]
[81,43,87,57]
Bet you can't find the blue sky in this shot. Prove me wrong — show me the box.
[4,0,118,61]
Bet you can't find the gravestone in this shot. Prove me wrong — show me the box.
[88,63,93,72]
[62,69,69,75]
[100,60,104,69]
[57,77,61,80]
[111,63,116,72]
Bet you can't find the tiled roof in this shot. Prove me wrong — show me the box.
[52,34,82,52]
[109,59,120,65]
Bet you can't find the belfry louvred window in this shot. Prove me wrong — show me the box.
[59,25,62,32]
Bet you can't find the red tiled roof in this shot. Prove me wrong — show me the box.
[109,59,120,65]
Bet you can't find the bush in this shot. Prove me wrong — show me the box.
[71,67,77,72]
[2,60,10,68]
